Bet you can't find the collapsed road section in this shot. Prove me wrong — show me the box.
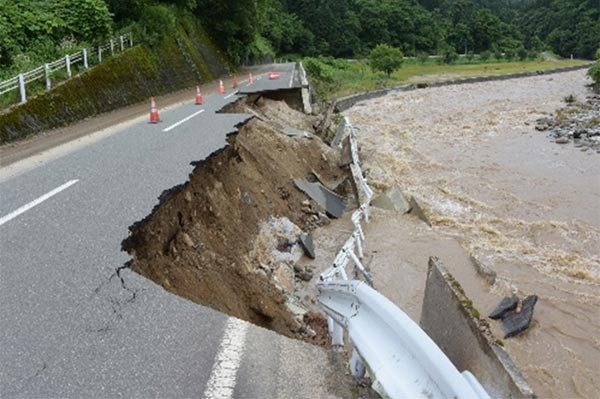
[122,95,353,343]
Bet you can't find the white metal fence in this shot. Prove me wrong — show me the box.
[0,33,133,105]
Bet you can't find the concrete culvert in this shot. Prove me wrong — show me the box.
[122,98,350,345]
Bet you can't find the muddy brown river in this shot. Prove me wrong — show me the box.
[346,70,600,399]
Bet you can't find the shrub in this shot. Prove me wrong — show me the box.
[493,48,503,61]
[440,46,458,64]
[369,44,404,76]
[417,52,429,64]
[303,57,334,83]
[480,51,491,61]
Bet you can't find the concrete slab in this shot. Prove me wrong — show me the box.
[339,136,352,167]
[371,187,411,213]
[420,257,536,399]
[409,195,432,227]
[293,179,346,219]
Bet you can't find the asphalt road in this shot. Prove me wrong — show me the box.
[0,63,339,398]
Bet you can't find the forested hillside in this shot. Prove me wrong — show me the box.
[0,0,598,75]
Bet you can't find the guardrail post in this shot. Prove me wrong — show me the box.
[44,63,51,90]
[349,349,366,378]
[327,317,344,347]
[18,73,26,103]
[119,35,124,51]
[98,47,102,63]
[110,39,114,55]
[129,33,133,47]
[65,54,72,78]
[83,49,88,69]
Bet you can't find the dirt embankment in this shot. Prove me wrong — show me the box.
[122,98,349,343]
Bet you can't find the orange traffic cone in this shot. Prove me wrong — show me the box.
[232,75,238,89]
[195,85,203,105]
[218,80,225,94]
[149,97,160,123]
[248,73,253,84]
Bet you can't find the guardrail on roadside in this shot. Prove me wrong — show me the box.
[319,280,491,399]
[298,62,309,87]
[0,33,133,105]
[318,117,491,399]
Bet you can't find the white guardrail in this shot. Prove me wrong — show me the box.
[298,61,309,87]
[0,33,132,104]
[318,118,491,399]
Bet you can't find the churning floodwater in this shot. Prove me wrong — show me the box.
[347,69,600,399]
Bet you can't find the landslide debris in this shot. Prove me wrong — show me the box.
[122,98,349,343]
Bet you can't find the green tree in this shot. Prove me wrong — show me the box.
[369,44,403,76]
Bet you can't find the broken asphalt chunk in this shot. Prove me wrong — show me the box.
[294,179,346,219]
[299,233,316,259]
[501,295,538,338]
[489,296,519,320]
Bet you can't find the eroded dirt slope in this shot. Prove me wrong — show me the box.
[123,98,348,342]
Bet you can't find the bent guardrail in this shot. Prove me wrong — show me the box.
[318,116,491,398]
[319,280,491,399]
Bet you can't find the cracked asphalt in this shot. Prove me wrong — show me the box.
[0,63,337,398]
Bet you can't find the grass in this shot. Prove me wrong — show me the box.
[307,58,591,100]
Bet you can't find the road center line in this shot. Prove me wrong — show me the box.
[0,180,79,227]
[162,109,205,132]
[223,92,238,100]
[202,317,249,399]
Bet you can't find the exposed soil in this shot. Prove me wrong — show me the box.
[122,97,350,344]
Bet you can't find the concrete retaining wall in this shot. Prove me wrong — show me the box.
[420,257,536,399]
[334,64,593,112]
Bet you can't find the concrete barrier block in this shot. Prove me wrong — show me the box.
[420,257,536,399]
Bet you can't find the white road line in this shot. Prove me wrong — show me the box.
[203,317,249,399]
[289,63,296,88]
[0,180,79,227]
[162,109,205,132]
[223,92,238,100]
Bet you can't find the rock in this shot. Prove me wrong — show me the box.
[555,137,569,144]
[293,264,304,273]
[298,271,313,281]
[184,191,193,203]
[372,186,412,213]
[299,233,316,259]
[408,196,432,227]
[242,191,252,205]
[470,255,497,285]
[180,232,195,248]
